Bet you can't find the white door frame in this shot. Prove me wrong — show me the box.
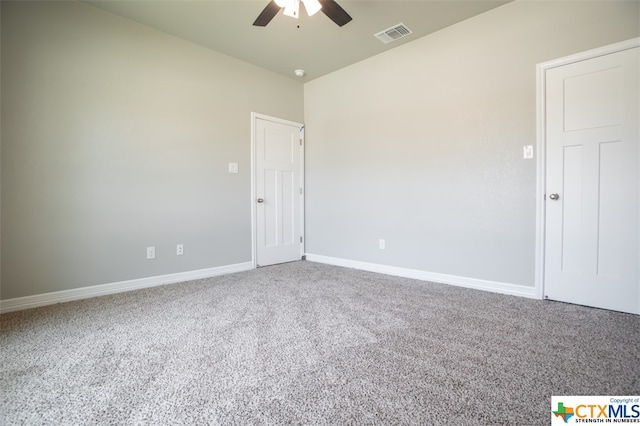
[250,112,305,268]
[535,37,640,300]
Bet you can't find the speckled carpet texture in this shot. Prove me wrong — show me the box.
[1,261,639,425]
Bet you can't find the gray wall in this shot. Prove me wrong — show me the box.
[2,0,638,301]
[304,1,639,287]
[1,1,303,299]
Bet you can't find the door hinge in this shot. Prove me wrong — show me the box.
[300,236,303,243]
[299,139,302,146]
[300,187,303,195]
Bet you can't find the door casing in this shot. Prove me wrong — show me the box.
[535,37,640,304]
[251,112,305,268]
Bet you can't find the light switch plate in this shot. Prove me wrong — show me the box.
[523,145,534,159]
[228,162,238,173]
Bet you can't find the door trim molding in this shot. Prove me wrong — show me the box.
[250,112,305,268]
[535,37,640,301]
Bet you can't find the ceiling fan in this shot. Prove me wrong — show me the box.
[253,0,353,27]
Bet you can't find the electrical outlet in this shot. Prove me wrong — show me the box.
[379,239,385,250]
[146,246,155,260]
[177,244,184,256]
[228,162,238,173]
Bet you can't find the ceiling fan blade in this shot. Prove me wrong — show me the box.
[318,0,352,27]
[253,1,282,27]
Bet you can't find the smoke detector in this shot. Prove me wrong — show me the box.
[294,69,305,78]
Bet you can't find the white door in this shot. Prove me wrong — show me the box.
[544,46,639,314]
[253,114,303,267]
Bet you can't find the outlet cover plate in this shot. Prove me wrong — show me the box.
[523,145,534,159]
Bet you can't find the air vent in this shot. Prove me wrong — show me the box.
[374,23,413,44]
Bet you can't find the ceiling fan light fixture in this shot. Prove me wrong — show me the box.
[283,0,299,18]
[253,0,351,27]
[302,0,322,16]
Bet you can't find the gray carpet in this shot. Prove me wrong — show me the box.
[1,261,639,425]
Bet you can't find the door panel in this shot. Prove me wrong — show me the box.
[563,66,622,131]
[598,141,623,277]
[255,116,303,267]
[264,168,278,247]
[544,47,639,314]
[281,170,295,245]
[561,144,583,273]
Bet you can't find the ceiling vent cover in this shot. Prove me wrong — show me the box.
[374,23,413,44]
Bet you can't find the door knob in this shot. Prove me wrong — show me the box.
[549,193,559,200]
[257,198,264,203]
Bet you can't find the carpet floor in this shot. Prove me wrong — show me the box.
[1,261,639,425]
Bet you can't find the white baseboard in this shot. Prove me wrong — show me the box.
[0,262,254,314]
[305,254,537,299]
[1,256,536,314]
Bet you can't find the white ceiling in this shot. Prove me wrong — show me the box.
[85,0,510,81]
